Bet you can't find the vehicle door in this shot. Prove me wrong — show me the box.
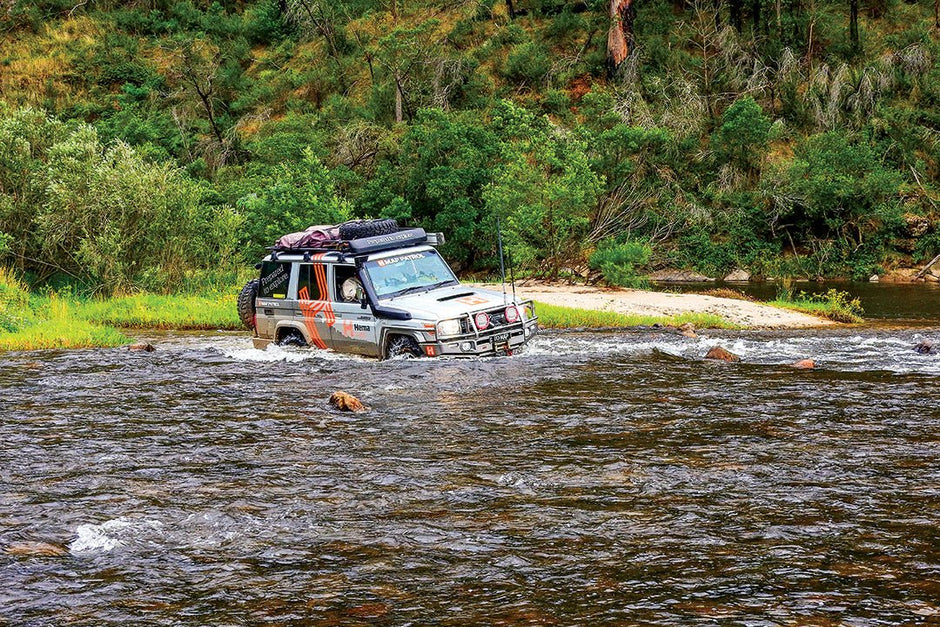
[328,264,380,357]
[293,262,334,349]
[256,259,292,339]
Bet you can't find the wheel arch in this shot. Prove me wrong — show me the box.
[275,322,310,344]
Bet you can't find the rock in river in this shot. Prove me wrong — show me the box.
[791,359,816,369]
[705,346,740,362]
[128,342,155,352]
[914,340,933,355]
[5,541,68,557]
[330,391,367,412]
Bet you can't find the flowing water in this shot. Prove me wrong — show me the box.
[2,293,939,624]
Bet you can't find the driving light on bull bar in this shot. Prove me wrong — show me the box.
[437,318,462,338]
[474,312,491,330]
[504,305,520,323]
[460,341,474,352]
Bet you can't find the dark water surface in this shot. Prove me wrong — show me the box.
[656,281,940,324]
[2,326,939,625]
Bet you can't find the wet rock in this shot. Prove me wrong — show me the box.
[679,322,697,338]
[5,541,68,557]
[869,274,879,282]
[791,359,816,369]
[329,391,367,412]
[724,269,751,282]
[128,342,155,352]
[705,346,740,362]
[914,340,933,355]
[648,269,715,282]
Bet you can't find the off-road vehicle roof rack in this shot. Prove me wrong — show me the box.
[266,228,445,259]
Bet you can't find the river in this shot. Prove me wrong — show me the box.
[1,287,938,624]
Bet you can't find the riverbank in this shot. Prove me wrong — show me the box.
[0,282,840,352]
[477,282,834,329]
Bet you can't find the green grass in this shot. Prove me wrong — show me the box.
[0,317,128,351]
[1,267,241,351]
[534,301,738,330]
[68,293,241,330]
[767,288,864,324]
[0,295,128,351]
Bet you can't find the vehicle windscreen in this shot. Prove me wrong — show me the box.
[363,250,458,299]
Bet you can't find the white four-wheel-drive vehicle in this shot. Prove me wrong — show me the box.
[237,220,538,359]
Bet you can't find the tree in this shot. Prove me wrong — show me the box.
[607,0,635,75]
[237,148,351,257]
[484,101,603,278]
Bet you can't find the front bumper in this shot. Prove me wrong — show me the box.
[425,318,538,356]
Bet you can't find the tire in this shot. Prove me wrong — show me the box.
[278,329,307,347]
[385,335,422,360]
[339,219,398,241]
[237,279,259,330]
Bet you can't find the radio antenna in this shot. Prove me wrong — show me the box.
[508,247,517,303]
[497,217,507,305]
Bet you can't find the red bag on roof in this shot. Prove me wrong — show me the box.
[275,225,340,249]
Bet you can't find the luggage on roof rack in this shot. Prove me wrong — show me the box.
[275,225,340,250]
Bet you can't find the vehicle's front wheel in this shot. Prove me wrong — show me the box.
[385,335,422,360]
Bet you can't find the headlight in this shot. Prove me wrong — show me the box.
[437,318,462,337]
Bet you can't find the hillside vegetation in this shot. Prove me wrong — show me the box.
[0,0,938,293]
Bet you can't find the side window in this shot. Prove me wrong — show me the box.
[334,265,362,302]
[259,261,290,299]
[297,264,324,301]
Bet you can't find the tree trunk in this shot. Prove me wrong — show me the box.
[752,0,761,33]
[850,0,860,54]
[606,0,635,76]
[395,76,403,123]
[935,0,939,28]
[730,0,743,31]
[506,0,516,19]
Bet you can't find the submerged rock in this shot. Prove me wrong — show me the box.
[791,359,816,369]
[330,391,367,412]
[5,541,68,557]
[128,342,155,352]
[914,340,933,355]
[705,346,740,362]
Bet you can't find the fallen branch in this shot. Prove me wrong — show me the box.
[914,252,940,279]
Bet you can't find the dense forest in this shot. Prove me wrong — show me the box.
[0,0,938,293]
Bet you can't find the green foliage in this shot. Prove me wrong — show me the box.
[1,0,938,285]
[712,97,772,176]
[588,239,651,288]
[504,41,551,86]
[0,267,33,333]
[0,107,241,294]
[485,100,603,277]
[236,148,351,257]
[770,288,865,323]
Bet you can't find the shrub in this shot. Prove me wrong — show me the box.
[0,267,33,333]
[588,239,652,288]
[505,42,551,86]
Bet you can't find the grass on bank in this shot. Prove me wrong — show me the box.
[767,287,865,324]
[70,293,241,330]
[534,301,738,330]
[1,267,239,351]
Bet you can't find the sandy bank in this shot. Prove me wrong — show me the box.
[472,282,834,329]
